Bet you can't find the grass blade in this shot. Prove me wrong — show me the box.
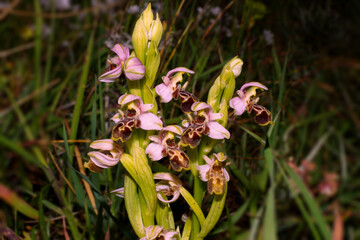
[239,125,266,146]
[283,163,331,239]
[69,30,95,162]
[0,184,39,219]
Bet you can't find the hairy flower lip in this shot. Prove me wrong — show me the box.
[197,153,230,195]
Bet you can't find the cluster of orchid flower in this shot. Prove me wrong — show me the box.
[84,4,272,240]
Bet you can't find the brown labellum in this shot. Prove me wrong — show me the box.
[206,160,226,195]
[251,104,272,126]
[85,160,104,173]
[111,118,139,142]
[181,123,208,148]
[167,147,190,171]
[178,90,199,113]
[106,59,118,71]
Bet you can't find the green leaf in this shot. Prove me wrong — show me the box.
[239,125,266,146]
[182,216,192,240]
[124,174,145,237]
[179,186,205,226]
[264,186,277,240]
[0,184,39,219]
[197,183,227,238]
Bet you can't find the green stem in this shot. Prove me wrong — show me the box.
[188,148,205,240]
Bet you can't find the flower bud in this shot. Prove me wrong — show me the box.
[145,41,160,87]
[227,57,243,78]
[132,19,148,64]
[218,99,228,126]
[207,76,221,111]
[219,67,233,89]
[221,71,235,103]
[124,52,146,80]
[149,13,163,46]
[142,3,153,32]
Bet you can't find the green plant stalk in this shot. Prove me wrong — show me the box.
[187,147,204,240]
[127,78,142,99]
[69,30,95,163]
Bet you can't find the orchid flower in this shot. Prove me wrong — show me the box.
[99,43,145,82]
[111,93,163,142]
[85,139,123,172]
[229,82,272,125]
[155,67,194,103]
[145,125,189,171]
[192,102,230,139]
[140,225,180,240]
[181,102,230,148]
[154,172,182,203]
[197,152,230,195]
[145,125,183,161]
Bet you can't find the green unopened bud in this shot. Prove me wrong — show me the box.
[149,13,163,46]
[145,41,160,88]
[226,56,243,78]
[221,72,235,103]
[132,19,148,64]
[207,76,221,111]
[219,67,233,89]
[142,3,153,31]
[218,99,228,126]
